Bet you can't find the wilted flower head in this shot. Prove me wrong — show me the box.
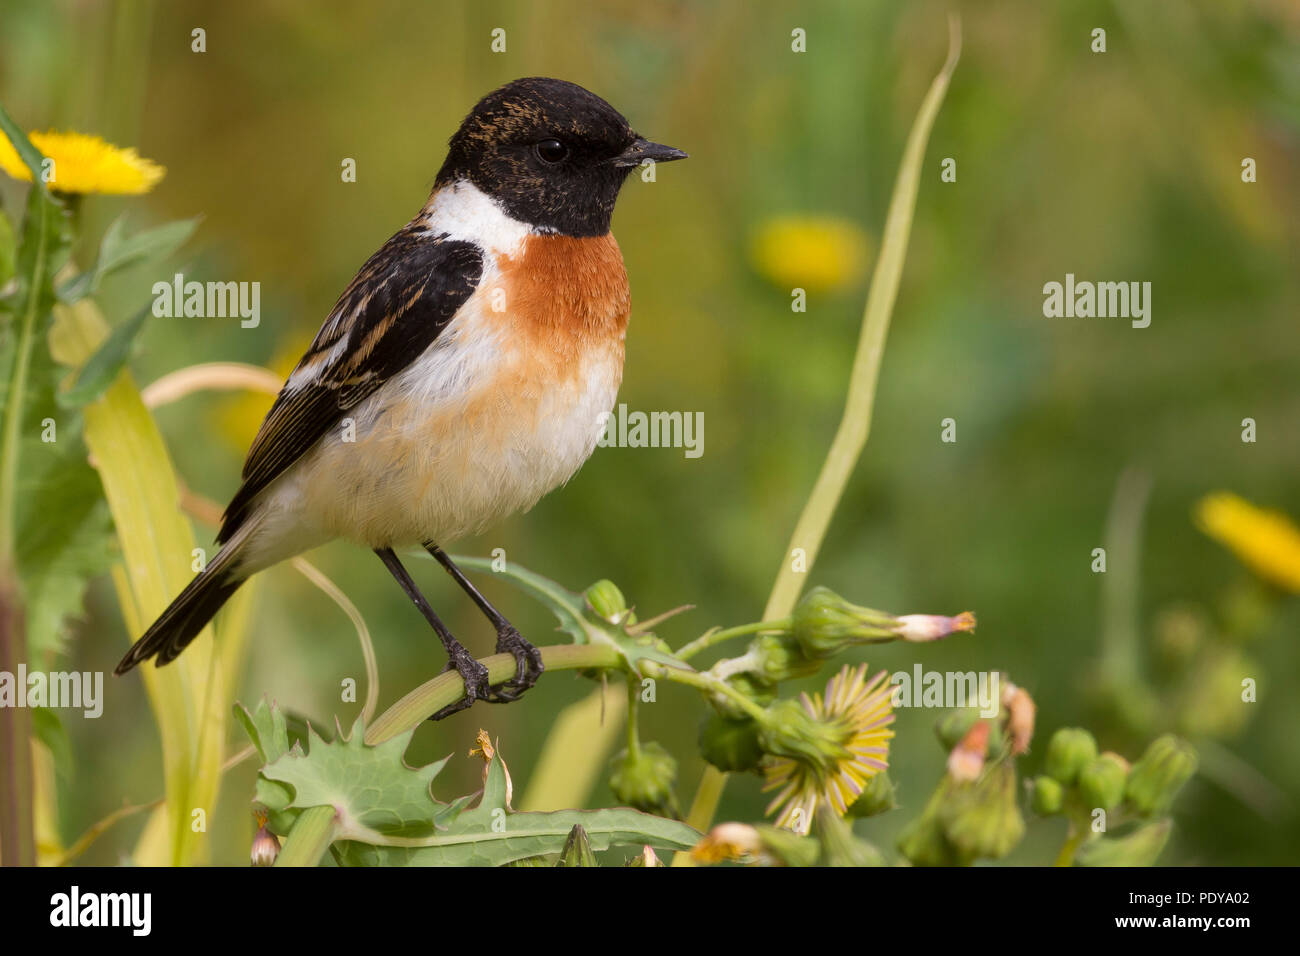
[0,129,165,194]
[250,809,280,867]
[761,663,895,834]
[790,587,976,659]
[1195,492,1300,593]
[691,822,819,867]
[947,720,990,782]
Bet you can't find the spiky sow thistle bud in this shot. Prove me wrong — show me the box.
[1126,735,1197,816]
[789,587,976,659]
[1078,753,1130,812]
[1044,727,1098,785]
[609,742,678,817]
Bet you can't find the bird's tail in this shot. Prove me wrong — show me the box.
[115,539,247,675]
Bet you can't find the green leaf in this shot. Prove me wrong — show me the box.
[16,430,114,660]
[259,710,458,838]
[58,216,200,303]
[335,754,699,867]
[0,103,49,193]
[57,304,150,407]
[446,555,689,675]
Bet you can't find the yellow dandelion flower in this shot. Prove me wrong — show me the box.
[749,214,871,294]
[0,129,165,195]
[762,663,895,835]
[1195,492,1300,594]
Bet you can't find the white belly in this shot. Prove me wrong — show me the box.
[244,306,623,565]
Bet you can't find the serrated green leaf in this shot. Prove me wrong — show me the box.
[58,216,199,303]
[235,698,292,764]
[260,712,455,838]
[57,304,149,407]
[335,755,700,867]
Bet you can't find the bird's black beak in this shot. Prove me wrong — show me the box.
[612,137,688,167]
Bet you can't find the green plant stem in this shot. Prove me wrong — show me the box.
[640,661,768,722]
[0,577,34,865]
[364,643,621,745]
[625,673,641,759]
[676,17,963,851]
[1055,821,1085,867]
[675,619,788,662]
[0,200,48,567]
[274,806,338,868]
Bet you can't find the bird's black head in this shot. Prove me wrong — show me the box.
[435,77,686,238]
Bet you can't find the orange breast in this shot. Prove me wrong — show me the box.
[495,233,630,369]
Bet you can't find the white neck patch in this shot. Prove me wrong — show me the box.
[421,180,536,258]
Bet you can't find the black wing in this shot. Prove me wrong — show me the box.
[218,226,484,543]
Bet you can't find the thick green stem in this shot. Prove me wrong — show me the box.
[364,643,621,746]
[625,673,641,759]
[0,200,48,567]
[275,806,338,868]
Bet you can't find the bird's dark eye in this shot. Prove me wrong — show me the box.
[534,139,569,164]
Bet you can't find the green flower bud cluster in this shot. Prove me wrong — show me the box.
[1033,728,1196,822]
[609,741,679,817]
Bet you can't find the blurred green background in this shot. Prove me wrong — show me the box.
[3,0,1297,865]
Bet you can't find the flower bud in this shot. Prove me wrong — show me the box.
[947,721,991,782]
[625,845,663,867]
[747,633,820,685]
[1125,735,1197,816]
[935,708,980,751]
[585,579,635,625]
[845,769,896,818]
[250,817,280,867]
[941,761,1025,861]
[698,714,763,773]
[1075,818,1172,867]
[708,672,775,720]
[1030,775,1064,815]
[555,824,598,867]
[789,587,975,659]
[1078,752,1130,812]
[1044,727,1098,785]
[609,741,678,817]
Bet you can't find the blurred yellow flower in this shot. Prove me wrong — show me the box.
[749,214,871,294]
[1195,492,1300,593]
[0,129,165,194]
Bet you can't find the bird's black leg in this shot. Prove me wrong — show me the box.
[375,547,490,720]
[424,543,545,702]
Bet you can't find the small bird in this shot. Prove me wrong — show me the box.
[116,77,686,718]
